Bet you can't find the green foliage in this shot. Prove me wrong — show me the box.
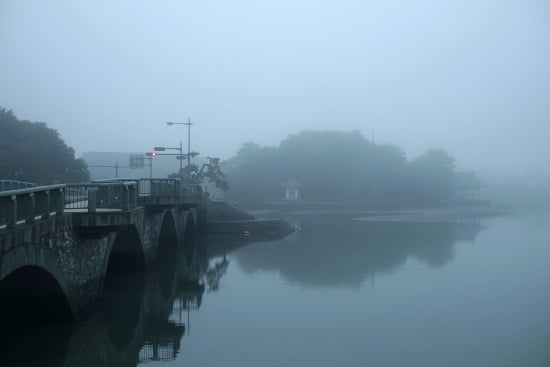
[0,107,89,184]
[169,157,229,190]
[409,149,457,204]
[224,130,475,206]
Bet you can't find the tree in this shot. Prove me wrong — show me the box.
[0,107,89,184]
[223,130,466,206]
[409,149,457,204]
[169,157,229,190]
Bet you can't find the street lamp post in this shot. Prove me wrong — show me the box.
[167,118,194,171]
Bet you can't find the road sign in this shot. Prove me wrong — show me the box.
[130,154,145,169]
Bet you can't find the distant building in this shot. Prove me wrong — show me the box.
[282,178,301,201]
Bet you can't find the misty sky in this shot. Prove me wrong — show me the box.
[1,0,549,174]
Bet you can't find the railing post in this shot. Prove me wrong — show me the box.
[122,185,129,211]
[43,190,51,219]
[131,184,136,208]
[7,195,16,229]
[57,188,65,215]
[106,185,113,208]
[26,192,35,223]
[88,187,97,213]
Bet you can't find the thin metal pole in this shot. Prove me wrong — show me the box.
[149,158,152,179]
[179,141,183,175]
[115,161,118,178]
[187,117,191,169]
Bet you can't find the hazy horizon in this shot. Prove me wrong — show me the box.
[1,0,549,175]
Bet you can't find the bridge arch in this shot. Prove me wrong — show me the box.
[0,263,74,367]
[100,224,146,351]
[157,210,179,257]
[156,210,179,298]
[183,212,198,267]
[0,246,74,325]
[103,224,146,280]
[0,246,76,324]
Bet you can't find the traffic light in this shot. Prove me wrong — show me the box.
[146,152,157,157]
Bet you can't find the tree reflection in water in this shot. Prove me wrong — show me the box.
[0,213,483,366]
[233,214,484,288]
[206,255,230,292]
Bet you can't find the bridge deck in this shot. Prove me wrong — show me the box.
[0,178,206,236]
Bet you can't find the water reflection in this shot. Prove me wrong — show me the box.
[0,232,223,367]
[206,256,229,292]
[0,323,73,367]
[0,214,492,366]
[233,214,484,287]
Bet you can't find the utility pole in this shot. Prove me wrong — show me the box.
[179,140,183,174]
[166,118,196,180]
[184,118,194,169]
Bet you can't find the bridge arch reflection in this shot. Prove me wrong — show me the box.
[182,213,197,267]
[0,230,214,367]
[156,210,179,298]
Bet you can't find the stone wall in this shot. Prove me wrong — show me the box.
[0,205,201,321]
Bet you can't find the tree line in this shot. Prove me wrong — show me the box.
[223,130,482,206]
[0,108,89,184]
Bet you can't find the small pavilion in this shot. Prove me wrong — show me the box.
[281,178,301,201]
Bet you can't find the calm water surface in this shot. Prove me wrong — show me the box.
[2,210,550,366]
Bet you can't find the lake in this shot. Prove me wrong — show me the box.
[1,209,549,367]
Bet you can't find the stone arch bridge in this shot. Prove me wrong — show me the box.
[0,178,208,322]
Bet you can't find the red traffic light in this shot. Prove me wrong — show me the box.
[146,152,157,157]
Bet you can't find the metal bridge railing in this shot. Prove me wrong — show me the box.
[138,340,179,363]
[0,185,65,229]
[0,177,205,231]
[137,178,180,197]
[65,181,138,212]
[180,183,203,200]
[0,180,37,192]
[137,178,204,200]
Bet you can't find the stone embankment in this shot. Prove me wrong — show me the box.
[207,201,295,241]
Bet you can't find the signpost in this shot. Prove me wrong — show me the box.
[129,154,145,169]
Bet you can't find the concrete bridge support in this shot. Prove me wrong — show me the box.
[0,206,200,323]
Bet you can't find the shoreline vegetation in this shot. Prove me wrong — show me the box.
[223,131,483,208]
[246,201,512,222]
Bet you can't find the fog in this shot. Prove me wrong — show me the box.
[1,0,549,174]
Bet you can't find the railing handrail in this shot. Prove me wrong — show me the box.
[0,184,66,229]
[0,184,66,198]
[91,178,138,183]
[138,178,180,184]
[1,178,206,231]
[0,179,36,183]
[68,181,137,188]
[0,179,37,186]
